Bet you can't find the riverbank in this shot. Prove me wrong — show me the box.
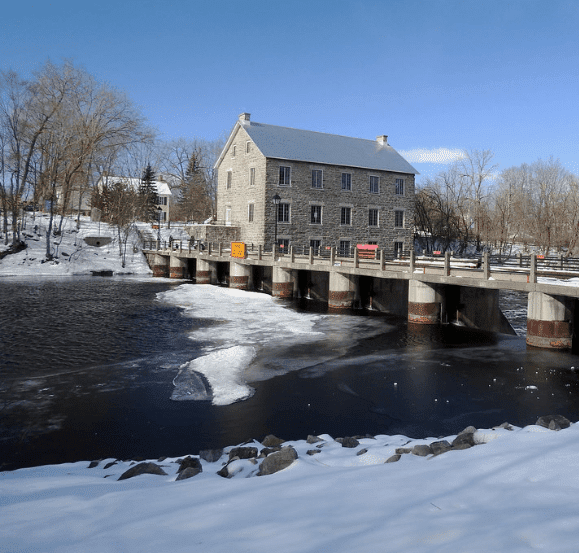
[2,419,579,552]
[0,214,185,277]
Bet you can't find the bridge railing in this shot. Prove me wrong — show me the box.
[488,253,579,275]
[141,240,579,278]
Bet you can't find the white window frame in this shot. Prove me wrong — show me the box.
[394,241,404,258]
[341,206,352,226]
[279,166,291,186]
[311,169,323,189]
[341,172,352,191]
[278,202,290,223]
[246,141,251,154]
[249,167,255,186]
[394,209,404,228]
[310,205,322,224]
[310,239,321,253]
[369,175,380,194]
[395,178,404,195]
[248,203,254,223]
[339,240,351,257]
[226,171,232,190]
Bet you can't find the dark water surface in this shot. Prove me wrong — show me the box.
[2,277,579,471]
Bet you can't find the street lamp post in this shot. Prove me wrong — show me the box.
[157,207,162,245]
[272,194,281,259]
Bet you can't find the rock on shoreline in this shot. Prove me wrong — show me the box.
[88,415,573,483]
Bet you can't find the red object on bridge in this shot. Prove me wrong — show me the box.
[356,244,379,259]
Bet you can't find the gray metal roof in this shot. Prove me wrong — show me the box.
[240,120,418,175]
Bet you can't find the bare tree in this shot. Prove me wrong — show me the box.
[457,149,497,250]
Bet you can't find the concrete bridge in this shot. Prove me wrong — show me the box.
[143,241,579,351]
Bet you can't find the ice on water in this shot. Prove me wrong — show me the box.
[159,284,392,405]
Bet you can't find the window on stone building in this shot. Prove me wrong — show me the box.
[310,205,322,224]
[339,240,351,257]
[278,202,290,223]
[232,145,236,158]
[395,178,404,195]
[278,238,290,251]
[369,208,379,227]
[249,167,255,186]
[248,203,254,222]
[310,239,321,254]
[394,209,404,228]
[342,173,352,191]
[341,207,351,225]
[394,241,404,258]
[226,171,232,189]
[246,141,251,154]
[279,166,291,186]
[312,169,323,189]
[369,175,380,194]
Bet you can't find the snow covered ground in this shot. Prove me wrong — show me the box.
[0,213,184,277]
[3,216,579,551]
[2,422,579,552]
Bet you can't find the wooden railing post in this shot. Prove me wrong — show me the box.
[354,246,359,268]
[444,251,451,276]
[330,247,336,266]
[530,253,537,283]
[258,244,262,261]
[309,247,314,264]
[409,250,415,273]
[380,249,385,271]
[483,251,490,279]
[219,242,223,257]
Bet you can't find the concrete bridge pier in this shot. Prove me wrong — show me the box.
[328,271,356,310]
[230,262,251,290]
[408,280,442,324]
[452,287,516,334]
[527,292,573,349]
[169,255,187,279]
[272,266,294,298]
[196,258,217,285]
[150,254,169,278]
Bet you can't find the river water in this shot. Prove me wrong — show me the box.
[1,277,579,471]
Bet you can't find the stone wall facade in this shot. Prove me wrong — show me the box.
[263,158,415,253]
[216,124,415,254]
[216,125,267,247]
[186,224,240,244]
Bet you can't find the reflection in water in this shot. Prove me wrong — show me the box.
[1,278,578,471]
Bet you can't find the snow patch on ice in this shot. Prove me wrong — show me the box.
[172,346,256,405]
[159,284,392,404]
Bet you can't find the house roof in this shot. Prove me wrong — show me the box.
[99,176,172,196]
[217,118,418,175]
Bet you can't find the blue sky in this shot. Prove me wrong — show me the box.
[2,0,578,182]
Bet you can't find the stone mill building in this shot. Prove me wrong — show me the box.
[214,113,418,256]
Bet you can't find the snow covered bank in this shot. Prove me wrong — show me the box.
[2,421,579,552]
[0,214,187,276]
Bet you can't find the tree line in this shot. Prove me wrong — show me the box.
[414,151,579,257]
[0,60,221,254]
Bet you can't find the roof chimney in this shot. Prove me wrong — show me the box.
[239,112,251,122]
[376,135,388,145]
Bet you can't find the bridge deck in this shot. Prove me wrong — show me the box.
[143,245,579,299]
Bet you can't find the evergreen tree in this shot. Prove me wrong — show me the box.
[176,154,212,222]
[139,163,157,222]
